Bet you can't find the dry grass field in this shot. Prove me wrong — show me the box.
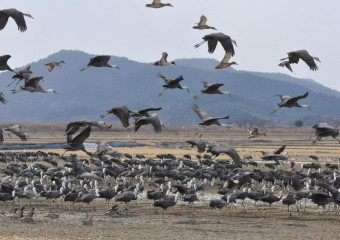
[0,123,340,240]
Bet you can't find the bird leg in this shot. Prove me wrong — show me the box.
[194,40,206,49]
[80,66,90,71]
[193,92,204,100]
[158,88,167,97]
[270,108,280,114]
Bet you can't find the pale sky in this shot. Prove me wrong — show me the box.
[1,0,340,91]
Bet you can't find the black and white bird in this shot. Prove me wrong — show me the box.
[80,55,119,71]
[192,104,229,128]
[279,50,320,72]
[312,123,340,143]
[194,32,237,55]
[271,92,310,114]
[193,82,231,100]
[157,73,189,96]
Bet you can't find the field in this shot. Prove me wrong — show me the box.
[0,123,340,240]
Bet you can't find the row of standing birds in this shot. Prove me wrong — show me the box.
[0,141,339,223]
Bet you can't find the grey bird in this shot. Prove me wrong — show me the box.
[0,8,34,32]
[194,32,237,55]
[153,52,175,66]
[130,107,162,120]
[193,81,231,100]
[146,0,173,9]
[158,73,189,96]
[64,120,111,135]
[62,126,92,156]
[100,106,130,128]
[193,15,217,30]
[0,92,7,104]
[192,104,230,128]
[134,114,162,133]
[271,92,310,114]
[4,125,29,141]
[280,50,320,72]
[11,73,57,94]
[80,55,119,71]
[45,60,65,72]
[312,123,340,143]
[207,143,241,163]
[186,138,206,153]
[0,55,13,72]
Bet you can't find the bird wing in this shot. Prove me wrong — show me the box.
[2,9,27,32]
[202,81,212,89]
[70,126,91,147]
[158,73,173,84]
[209,145,241,163]
[274,94,290,102]
[173,75,184,84]
[214,32,235,55]
[192,104,211,122]
[199,15,207,25]
[153,0,161,3]
[47,64,55,72]
[220,52,232,64]
[89,55,110,65]
[160,52,168,62]
[318,183,339,199]
[206,83,224,91]
[286,92,309,104]
[0,11,10,30]
[26,76,43,88]
[149,115,162,133]
[111,106,130,128]
[134,115,162,133]
[273,145,286,154]
[0,92,7,104]
[0,128,3,143]
[186,138,206,153]
[293,50,318,71]
[138,107,162,116]
[249,128,258,135]
[5,125,28,141]
[0,55,11,66]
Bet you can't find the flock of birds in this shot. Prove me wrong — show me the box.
[0,1,339,224]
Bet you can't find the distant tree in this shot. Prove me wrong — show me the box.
[295,120,303,127]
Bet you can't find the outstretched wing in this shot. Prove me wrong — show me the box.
[192,104,211,122]
[1,9,27,32]
[286,92,309,104]
[294,50,318,71]
[71,126,91,147]
[273,145,286,154]
[199,15,207,25]
[186,138,206,153]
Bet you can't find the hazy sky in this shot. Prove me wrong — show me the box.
[2,0,340,90]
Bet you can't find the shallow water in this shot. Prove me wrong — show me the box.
[0,141,143,150]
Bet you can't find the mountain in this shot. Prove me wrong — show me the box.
[0,49,339,125]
